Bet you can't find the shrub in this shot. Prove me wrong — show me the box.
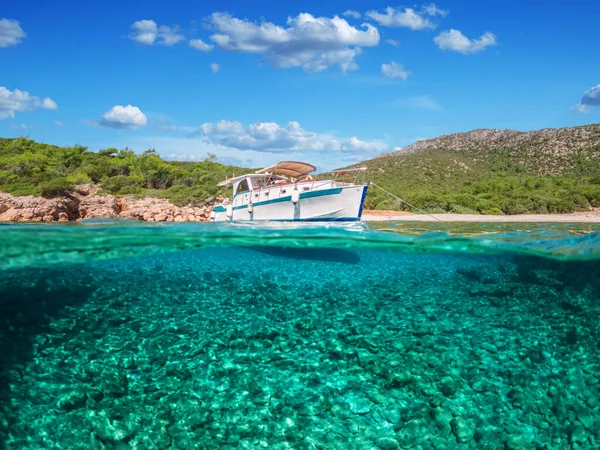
[39,178,74,198]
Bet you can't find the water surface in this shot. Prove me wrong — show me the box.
[1,221,599,449]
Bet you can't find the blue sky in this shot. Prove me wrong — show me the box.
[1,0,599,169]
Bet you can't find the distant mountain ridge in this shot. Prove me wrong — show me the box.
[377,124,600,159]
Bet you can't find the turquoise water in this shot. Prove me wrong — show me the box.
[1,221,600,449]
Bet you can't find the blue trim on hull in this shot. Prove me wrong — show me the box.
[217,187,345,212]
[252,217,360,222]
[358,185,368,219]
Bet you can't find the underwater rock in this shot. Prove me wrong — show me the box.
[396,419,429,449]
[440,376,458,397]
[346,396,372,415]
[57,390,86,411]
[450,417,475,443]
[376,436,400,450]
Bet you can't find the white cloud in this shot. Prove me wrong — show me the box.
[434,29,497,54]
[0,86,58,119]
[208,12,379,73]
[423,4,449,17]
[191,120,384,155]
[582,84,600,106]
[0,18,26,47]
[190,38,214,52]
[343,10,361,19]
[210,62,220,72]
[366,6,442,30]
[571,104,590,114]
[385,38,399,47]
[130,20,158,45]
[42,97,58,110]
[130,20,185,46]
[54,121,66,127]
[571,84,600,113]
[381,61,410,80]
[158,25,185,46]
[99,105,147,129]
[10,123,32,130]
[401,95,442,110]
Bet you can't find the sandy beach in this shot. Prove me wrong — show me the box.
[362,209,600,223]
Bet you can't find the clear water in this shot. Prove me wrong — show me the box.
[1,221,600,449]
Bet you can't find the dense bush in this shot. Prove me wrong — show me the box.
[360,144,600,214]
[0,137,249,206]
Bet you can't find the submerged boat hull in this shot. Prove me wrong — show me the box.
[212,184,368,222]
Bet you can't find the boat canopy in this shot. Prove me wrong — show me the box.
[256,161,317,178]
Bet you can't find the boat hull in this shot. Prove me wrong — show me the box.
[213,185,367,222]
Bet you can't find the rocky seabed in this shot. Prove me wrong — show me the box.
[1,250,600,449]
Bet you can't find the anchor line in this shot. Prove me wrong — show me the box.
[370,182,441,221]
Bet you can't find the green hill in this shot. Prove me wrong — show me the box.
[0,137,249,206]
[353,124,600,214]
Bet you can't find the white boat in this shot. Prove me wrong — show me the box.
[211,161,368,222]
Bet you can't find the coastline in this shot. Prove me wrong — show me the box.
[362,209,600,223]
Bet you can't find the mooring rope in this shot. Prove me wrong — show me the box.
[370,182,441,221]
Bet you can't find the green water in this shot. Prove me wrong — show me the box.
[1,221,600,449]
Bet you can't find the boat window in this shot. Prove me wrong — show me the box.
[235,179,250,195]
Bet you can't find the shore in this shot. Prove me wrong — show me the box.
[362,209,600,223]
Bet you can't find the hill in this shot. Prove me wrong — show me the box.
[354,124,600,214]
[0,137,250,207]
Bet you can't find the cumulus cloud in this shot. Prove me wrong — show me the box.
[434,29,497,54]
[191,120,384,154]
[385,38,399,47]
[99,105,147,129]
[381,61,410,80]
[572,84,600,113]
[0,18,26,47]
[130,20,158,45]
[208,12,379,73]
[189,38,214,52]
[0,86,58,119]
[366,5,445,30]
[129,20,185,46]
[343,10,361,19]
[210,62,220,72]
[42,97,58,110]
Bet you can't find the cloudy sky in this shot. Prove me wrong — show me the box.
[1,0,599,169]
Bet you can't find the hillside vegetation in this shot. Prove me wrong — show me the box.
[357,124,600,214]
[0,137,249,206]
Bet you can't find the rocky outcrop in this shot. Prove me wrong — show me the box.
[0,185,216,223]
[0,193,79,222]
[118,197,213,222]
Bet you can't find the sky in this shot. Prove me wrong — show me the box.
[1,0,599,170]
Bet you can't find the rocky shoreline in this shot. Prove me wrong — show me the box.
[0,185,215,223]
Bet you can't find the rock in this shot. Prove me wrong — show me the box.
[450,417,475,443]
[0,193,78,222]
[79,194,118,219]
[480,342,498,353]
[440,376,458,396]
[396,419,428,449]
[376,436,399,450]
[388,371,414,388]
[57,390,86,411]
[346,396,372,415]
